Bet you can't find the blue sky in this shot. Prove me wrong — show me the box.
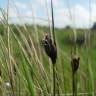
[0,0,7,8]
[0,0,89,7]
[0,0,96,28]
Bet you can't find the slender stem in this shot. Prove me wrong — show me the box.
[0,80,2,96]
[18,75,20,96]
[7,0,15,95]
[53,64,55,96]
[56,72,60,96]
[72,72,75,96]
[51,0,56,45]
[72,71,77,96]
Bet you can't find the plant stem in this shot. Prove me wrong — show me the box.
[72,72,77,96]
[7,0,15,95]
[51,0,56,44]
[53,64,55,96]
[72,72,75,96]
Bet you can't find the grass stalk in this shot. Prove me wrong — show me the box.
[72,71,77,96]
[7,0,15,95]
[51,0,57,96]
[51,0,57,95]
[53,64,55,96]
[87,0,94,94]
[51,0,56,44]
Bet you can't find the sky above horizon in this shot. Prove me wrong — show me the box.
[0,0,96,28]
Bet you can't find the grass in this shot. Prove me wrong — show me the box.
[0,22,96,95]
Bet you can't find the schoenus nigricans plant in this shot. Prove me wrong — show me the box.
[71,56,80,96]
[42,33,57,96]
[71,56,80,74]
[42,0,57,96]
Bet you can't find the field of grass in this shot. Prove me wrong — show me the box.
[0,23,96,96]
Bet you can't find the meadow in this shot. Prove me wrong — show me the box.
[0,23,96,96]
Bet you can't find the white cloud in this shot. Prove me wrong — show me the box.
[36,0,63,7]
[0,12,2,18]
[15,2,27,9]
[53,3,96,28]
[71,4,89,28]
[9,8,17,18]
[91,3,96,22]
[2,0,96,28]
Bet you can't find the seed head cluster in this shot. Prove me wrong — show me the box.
[42,34,57,64]
[71,56,80,73]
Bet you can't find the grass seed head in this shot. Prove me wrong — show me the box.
[71,56,80,73]
[42,34,57,64]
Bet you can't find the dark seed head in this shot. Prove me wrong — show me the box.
[42,34,57,64]
[71,56,80,73]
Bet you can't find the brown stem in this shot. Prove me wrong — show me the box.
[72,71,77,96]
[53,64,55,96]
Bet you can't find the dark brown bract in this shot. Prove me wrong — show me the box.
[42,34,57,64]
[71,56,80,73]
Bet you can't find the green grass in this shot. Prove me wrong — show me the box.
[0,23,96,95]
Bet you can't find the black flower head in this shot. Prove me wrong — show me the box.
[71,56,80,73]
[42,34,57,64]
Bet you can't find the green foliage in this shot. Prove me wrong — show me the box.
[0,23,4,36]
[0,24,95,95]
